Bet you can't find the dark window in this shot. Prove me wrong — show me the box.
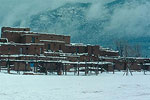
[8,48,10,53]
[85,47,88,53]
[32,37,35,43]
[59,45,61,50]
[76,47,79,53]
[40,48,43,54]
[8,48,10,51]
[48,44,51,50]
[26,47,28,50]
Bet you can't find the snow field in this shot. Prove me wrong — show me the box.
[0,72,150,100]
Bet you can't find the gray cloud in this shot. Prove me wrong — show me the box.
[0,0,114,27]
[0,0,150,38]
[0,0,68,27]
[105,0,150,37]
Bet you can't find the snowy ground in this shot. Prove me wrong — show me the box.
[0,71,150,100]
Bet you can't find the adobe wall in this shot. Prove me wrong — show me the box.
[21,33,71,44]
[64,45,87,53]
[87,45,100,56]
[99,50,119,57]
[2,32,22,43]
[41,41,65,52]
[0,44,44,55]
[21,34,40,43]
[39,34,70,44]
[1,27,30,32]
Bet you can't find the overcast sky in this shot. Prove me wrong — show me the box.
[0,0,150,37]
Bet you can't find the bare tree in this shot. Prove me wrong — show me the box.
[114,40,129,57]
[115,40,142,76]
[133,44,141,57]
[115,40,141,57]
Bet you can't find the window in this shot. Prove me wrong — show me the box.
[40,48,43,54]
[20,48,23,54]
[59,45,61,50]
[8,48,10,51]
[8,48,10,53]
[32,37,35,43]
[48,44,51,50]
[85,47,88,53]
[76,47,79,53]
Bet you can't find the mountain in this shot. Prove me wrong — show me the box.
[12,0,150,57]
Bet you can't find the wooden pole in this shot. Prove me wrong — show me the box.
[74,65,76,75]
[36,54,37,73]
[65,64,67,75]
[113,64,115,74]
[85,61,88,76]
[144,65,146,75]
[0,53,1,72]
[77,62,80,76]
[45,54,48,75]
[87,64,89,75]
[7,54,10,74]
[0,54,2,72]
[98,65,99,74]
[96,64,99,75]
[62,64,64,75]
[0,60,1,72]
[45,63,48,75]
[101,65,103,73]
[17,56,20,74]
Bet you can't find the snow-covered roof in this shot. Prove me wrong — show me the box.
[65,43,87,46]
[40,40,65,43]
[99,56,119,60]
[21,33,40,36]
[44,51,88,56]
[0,59,63,63]
[35,32,70,37]
[100,47,119,53]
[0,42,44,46]
[0,55,66,59]
[143,63,150,66]
[4,30,70,37]
[3,30,30,33]
[61,61,113,65]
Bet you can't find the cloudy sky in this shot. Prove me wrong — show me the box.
[0,0,150,37]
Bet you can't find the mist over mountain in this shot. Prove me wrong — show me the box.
[0,0,150,56]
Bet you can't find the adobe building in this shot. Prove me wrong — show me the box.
[0,27,137,75]
[1,27,119,56]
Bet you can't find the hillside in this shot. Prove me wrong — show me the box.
[4,0,150,56]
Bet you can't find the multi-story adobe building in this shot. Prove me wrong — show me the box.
[0,27,120,74]
[1,27,119,56]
